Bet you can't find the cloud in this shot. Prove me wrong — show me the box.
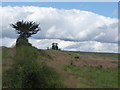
[29,39,118,53]
[1,37,16,47]
[1,38,118,53]
[1,6,118,43]
[1,6,118,53]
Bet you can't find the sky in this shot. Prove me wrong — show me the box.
[1,2,119,53]
[2,2,118,18]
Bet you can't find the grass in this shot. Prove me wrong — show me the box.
[111,61,118,64]
[65,51,118,60]
[64,65,118,88]
[2,47,10,61]
[2,45,64,88]
[2,40,119,88]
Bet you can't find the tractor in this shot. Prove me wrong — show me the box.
[52,43,58,50]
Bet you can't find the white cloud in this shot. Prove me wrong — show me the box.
[1,6,118,43]
[1,6,118,53]
[1,37,16,47]
[1,38,118,53]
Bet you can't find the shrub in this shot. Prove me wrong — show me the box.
[74,56,79,59]
[16,36,31,47]
[70,60,73,65]
[97,65,103,69]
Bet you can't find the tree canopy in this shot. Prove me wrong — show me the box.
[11,20,40,38]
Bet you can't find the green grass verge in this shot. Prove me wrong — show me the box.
[64,65,118,88]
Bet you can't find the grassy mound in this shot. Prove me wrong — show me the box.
[2,45,64,88]
[16,36,32,47]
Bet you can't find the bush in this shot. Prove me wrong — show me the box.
[70,60,73,65]
[74,56,79,59]
[97,65,103,69]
